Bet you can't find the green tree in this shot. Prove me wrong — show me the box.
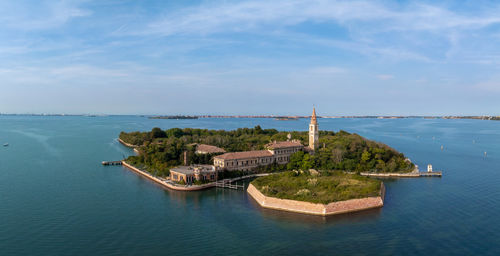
[301,154,314,170]
[254,125,263,134]
[287,151,304,170]
[361,150,371,163]
[167,128,183,138]
[151,127,166,138]
[123,126,414,175]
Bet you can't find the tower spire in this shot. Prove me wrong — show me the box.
[311,107,317,124]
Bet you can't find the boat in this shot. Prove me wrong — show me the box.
[3,143,8,147]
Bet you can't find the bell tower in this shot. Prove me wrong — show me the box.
[309,107,319,150]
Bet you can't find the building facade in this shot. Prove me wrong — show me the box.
[213,141,303,171]
[170,165,217,184]
[213,150,275,171]
[266,140,304,164]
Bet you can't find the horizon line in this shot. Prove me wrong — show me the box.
[0,113,499,118]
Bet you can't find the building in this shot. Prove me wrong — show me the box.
[213,150,275,171]
[170,165,217,184]
[265,140,304,164]
[309,107,319,150]
[213,138,304,171]
[213,107,319,171]
[190,143,226,154]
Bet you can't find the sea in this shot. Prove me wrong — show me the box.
[0,115,499,255]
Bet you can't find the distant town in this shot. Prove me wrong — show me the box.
[0,113,499,120]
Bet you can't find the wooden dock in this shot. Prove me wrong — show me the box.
[102,161,123,166]
[216,179,245,190]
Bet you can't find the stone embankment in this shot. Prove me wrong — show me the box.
[118,138,138,148]
[122,161,215,191]
[118,138,140,155]
[247,183,385,216]
[122,161,270,191]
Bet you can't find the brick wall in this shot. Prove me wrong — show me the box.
[247,183,385,216]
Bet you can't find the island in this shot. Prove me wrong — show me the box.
[148,115,198,119]
[248,170,384,216]
[274,116,299,120]
[116,108,434,216]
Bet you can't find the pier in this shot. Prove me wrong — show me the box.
[216,179,245,190]
[360,164,442,178]
[102,161,123,166]
[360,171,442,178]
[418,171,442,177]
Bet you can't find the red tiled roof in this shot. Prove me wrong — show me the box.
[266,140,303,149]
[195,144,226,153]
[214,150,273,160]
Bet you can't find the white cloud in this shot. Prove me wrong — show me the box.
[143,0,391,36]
[377,74,394,80]
[126,0,500,63]
[308,66,346,74]
[0,0,91,30]
[140,0,500,36]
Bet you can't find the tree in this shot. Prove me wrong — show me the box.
[287,151,305,170]
[301,154,314,170]
[151,127,166,138]
[123,126,414,175]
[254,125,263,135]
[361,150,371,163]
[332,148,343,164]
[167,128,183,138]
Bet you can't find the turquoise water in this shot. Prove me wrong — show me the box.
[1,116,499,255]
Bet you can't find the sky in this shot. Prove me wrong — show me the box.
[1,0,500,116]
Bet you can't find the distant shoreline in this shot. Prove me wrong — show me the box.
[1,114,498,120]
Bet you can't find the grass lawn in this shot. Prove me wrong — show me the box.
[251,171,382,204]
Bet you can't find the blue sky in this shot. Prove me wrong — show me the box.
[1,0,500,115]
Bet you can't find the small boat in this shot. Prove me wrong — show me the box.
[3,143,8,147]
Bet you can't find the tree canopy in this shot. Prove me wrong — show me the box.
[121,126,413,178]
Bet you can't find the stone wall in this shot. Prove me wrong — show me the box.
[118,138,138,148]
[122,161,215,191]
[247,183,385,216]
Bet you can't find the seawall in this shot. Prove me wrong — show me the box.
[122,161,272,191]
[247,183,385,216]
[121,161,215,191]
[118,138,139,148]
